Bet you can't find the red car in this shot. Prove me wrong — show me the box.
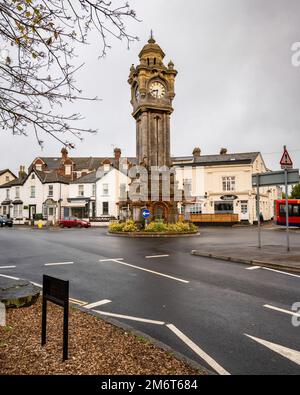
[58,217,91,228]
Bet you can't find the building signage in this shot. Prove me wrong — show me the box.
[41,275,69,361]
[220,195,238,201]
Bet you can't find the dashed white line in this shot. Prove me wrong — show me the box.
[83,299,111,309]
[92,310,165,325]
[99,258,124,262]
[246,266,261,270]
[166,324,230,375]
[31,282,42,288]
[44,262,74,266]
[263,304,300,318]
[145,255,170,259]
[0,266,16,269]
[100,259,189,284]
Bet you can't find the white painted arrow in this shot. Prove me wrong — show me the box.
[245,334,300,366]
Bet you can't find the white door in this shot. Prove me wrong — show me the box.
[240,202,249,221]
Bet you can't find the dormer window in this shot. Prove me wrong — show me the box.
[65,164,71,175]
[35,164,42,171]
[104,164,110,172]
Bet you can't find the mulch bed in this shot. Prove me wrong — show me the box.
[0,299,204,375]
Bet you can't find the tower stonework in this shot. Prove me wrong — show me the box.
[126,35,179,223]
[128,36,177,168]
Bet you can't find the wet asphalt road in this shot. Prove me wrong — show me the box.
[0,226,299,375]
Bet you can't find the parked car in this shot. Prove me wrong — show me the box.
[0,215,13,227]
[58,217,91,228]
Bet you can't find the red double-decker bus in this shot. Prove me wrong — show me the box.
[275,199,300,227]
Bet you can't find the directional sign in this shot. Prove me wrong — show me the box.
[142,209,151,219]
[280,146,293,170]
[252,169,299,187]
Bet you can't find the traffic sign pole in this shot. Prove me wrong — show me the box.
[256,174,261,249]
[284,169,290,252]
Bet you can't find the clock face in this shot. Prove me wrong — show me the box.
[149,81,166,99]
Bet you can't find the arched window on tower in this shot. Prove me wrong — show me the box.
[147,58,150,66]
[154,58,156,65]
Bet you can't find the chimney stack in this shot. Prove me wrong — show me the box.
[18,165,26,179]
[114,147,121,161]
[61,147,68,161]
[192,147,201,162]
[220,148,228,155]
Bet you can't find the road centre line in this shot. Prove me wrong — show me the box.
[0,266,16,269]
[92,310,165,325]
[263,304,300,317]
[100,259,189,284]
[45,262,74,266]
[145,255,170,259]
[166,324,230,375]
[83,299,111,309]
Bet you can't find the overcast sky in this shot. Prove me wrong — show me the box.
[1,0,300,175]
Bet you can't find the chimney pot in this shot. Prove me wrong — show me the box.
[220,148,228,155]
[192,147,201,162]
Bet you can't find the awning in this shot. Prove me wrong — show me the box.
[12,200,23,205]
[65,202,87,208]
[1,200,11,206]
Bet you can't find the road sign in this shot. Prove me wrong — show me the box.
[252,169,299,187]
[42,275,69,361]
[142,208,151,219]
[280,146,293,169]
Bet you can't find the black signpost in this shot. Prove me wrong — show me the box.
[41,275,69,361]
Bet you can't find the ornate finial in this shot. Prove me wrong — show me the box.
[148,30,155,44]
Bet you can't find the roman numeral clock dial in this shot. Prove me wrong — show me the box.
[149,81,165,99]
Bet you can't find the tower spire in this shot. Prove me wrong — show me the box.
[148,29,155,43]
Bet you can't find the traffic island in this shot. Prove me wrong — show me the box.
[108,220,199,237]
[0,278,40,308]
[191,245,300,273]
[0,297,206,375]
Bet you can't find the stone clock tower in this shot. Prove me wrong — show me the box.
[127,34,179,223]
[128,34,177,168]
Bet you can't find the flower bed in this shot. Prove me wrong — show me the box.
[109,220,198,234]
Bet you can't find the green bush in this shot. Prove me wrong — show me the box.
[144,220,168,232]
[109,220,138,233]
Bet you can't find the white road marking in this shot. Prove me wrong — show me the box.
[31,282,42,288]
[145,255,170,259]
[83,299,111,309]
[0,273,20,280]
[69,297,87,306]
[92,310,165,325]
[245,334,300,366]
[101,259,189,284]
[99,258,124,262]
[44,262,74,266]
[263,304,300,318]
[167,324,230,375]
[262,267,300,278]
[0,266,16,269]
[246,265,300,278]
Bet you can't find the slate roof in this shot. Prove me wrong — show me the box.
[172,152,260,166]
[0,175,27,188]
[0,169,17,178]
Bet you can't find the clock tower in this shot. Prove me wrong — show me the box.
[128,34,177,168]
[127,34,179,223]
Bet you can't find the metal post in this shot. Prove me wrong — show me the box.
[63,300,69,361]
[256,174,261,248]
[284,169,290,252]
[41,297,47,346]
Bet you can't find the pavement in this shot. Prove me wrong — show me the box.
[191,245,300,272]
[0,225,300,375]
